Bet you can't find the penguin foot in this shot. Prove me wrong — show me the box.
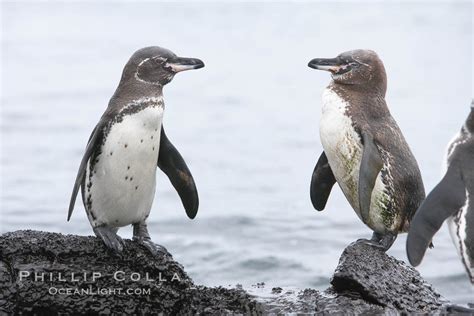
[135,238,168,257]
[133,222,168,257]
[93,226,125,253]
[357,232,397,251]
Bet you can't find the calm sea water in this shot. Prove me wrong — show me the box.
[1,1,473,304]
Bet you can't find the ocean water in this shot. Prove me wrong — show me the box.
[1,1,473,304]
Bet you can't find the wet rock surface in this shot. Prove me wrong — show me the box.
[252,286,389,315]
[0,230,459,315]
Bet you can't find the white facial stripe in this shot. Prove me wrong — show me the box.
[137,57,151,67]
[134,57,162,85]
[134,72,162,85]
[166,63,196,73]
[353,57,370,67]
[153,56,167,62]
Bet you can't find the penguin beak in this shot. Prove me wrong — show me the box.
[166,57,205,73]
[308,58,344,73]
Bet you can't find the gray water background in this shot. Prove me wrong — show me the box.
[1,1,473,304]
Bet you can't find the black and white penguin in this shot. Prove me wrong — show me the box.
[308,49,425,251]
[407,103,474,283]
[68,46,204,255]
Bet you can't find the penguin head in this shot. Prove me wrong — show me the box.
[120,46,205,87]
[464,100,474,133]
[308,49,387,94]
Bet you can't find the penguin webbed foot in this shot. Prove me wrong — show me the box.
[136,238,168,257]
[93,226,126,254]
[356,232,397,252]
[133,222,168,257]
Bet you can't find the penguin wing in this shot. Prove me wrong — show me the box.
[310,151,336,211]
[158,126,199,219]
[406,166,466,266]
[67,120,106,221]
[358,131,384,223]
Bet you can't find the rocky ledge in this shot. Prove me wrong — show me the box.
[0,230,464,315]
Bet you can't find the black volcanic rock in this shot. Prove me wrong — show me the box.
[0,230,261,315]
[0,230,459,315]
[331,241,445,313]
[249,241,451,314]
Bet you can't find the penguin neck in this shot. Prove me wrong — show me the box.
[330,80,386,98]
[465,107,474,133]
[328,82,390,118]
[112,81,164,105]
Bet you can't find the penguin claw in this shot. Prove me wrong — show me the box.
[355,232,397,252]
[104,236,124,254]
[132,222,167,257]
[93,226,125,254]
[134,237,168,257]
[357,238,387,250]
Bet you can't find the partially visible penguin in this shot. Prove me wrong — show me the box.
[308,49,425,251]
[68,46,204,255]
[407,102,474,283]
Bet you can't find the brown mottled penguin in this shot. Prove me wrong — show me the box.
[308,49,425,251]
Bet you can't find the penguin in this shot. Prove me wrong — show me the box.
[407,102,474,283]
[68,46,204,255]
[308,49,425,251]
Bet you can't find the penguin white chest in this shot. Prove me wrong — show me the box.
[85,104,164,227]
[319,88,363,210]
[319,88,389,232]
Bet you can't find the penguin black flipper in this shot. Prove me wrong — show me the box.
[406,166,466,266]
[358,132,384,223]
[310,151,336,211]
[158,126,199,219]
[67,120,105,221]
